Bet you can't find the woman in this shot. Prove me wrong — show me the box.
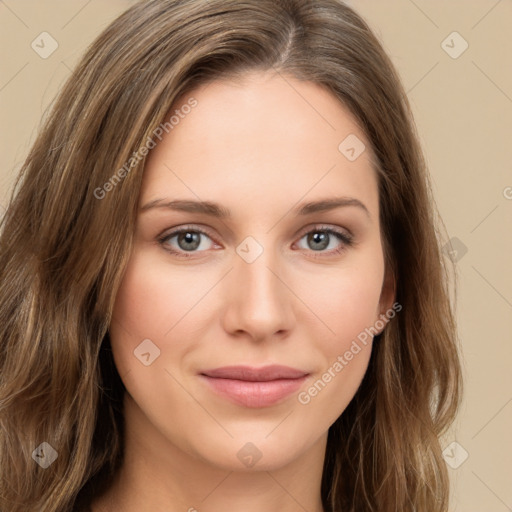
[0,0,463,511]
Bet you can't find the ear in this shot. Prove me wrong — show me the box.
[375,264,397,335]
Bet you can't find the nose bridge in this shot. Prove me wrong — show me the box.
[222,236,293,338]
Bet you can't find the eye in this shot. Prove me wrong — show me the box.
[295,225,354,257]
[157,224,354,259]
[157,226,217,258]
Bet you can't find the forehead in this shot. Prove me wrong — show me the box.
[140,71,379,219]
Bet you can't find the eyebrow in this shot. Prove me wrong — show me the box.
[140,196,371,219]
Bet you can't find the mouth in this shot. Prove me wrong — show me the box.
[198,365,309,408]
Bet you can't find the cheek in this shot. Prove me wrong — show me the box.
[298,339,373,433]
[111,249,210,340]
[110,250,181,374]
[333,270,382,340]
[109,247,225,384]
[296,256,384,344]
[293,257,383,416]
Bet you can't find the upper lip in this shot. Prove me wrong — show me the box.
[200,365,309,382]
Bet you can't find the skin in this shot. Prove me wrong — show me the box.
[92,70,395,512]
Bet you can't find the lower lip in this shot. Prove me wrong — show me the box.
[199,375,308,408]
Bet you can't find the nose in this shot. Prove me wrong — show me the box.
[221,244,295,342]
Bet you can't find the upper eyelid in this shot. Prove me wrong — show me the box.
[160,225,218,243]
[160,223,353,247]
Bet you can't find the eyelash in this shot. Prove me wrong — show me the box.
[156,224,354,260]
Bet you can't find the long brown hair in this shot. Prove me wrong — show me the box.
[0,1,462,510]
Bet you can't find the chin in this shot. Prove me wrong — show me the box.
[189,434,311,473]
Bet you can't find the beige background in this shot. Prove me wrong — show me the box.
[1,1,511,510]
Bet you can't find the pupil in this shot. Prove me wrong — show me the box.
[179,232,200,250]
[309,232,329,250]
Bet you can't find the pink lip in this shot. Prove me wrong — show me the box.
[199,365,309,408]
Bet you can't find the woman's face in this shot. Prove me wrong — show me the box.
[110,70,394,472]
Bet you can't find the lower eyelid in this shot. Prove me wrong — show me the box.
[159,226,353,256]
